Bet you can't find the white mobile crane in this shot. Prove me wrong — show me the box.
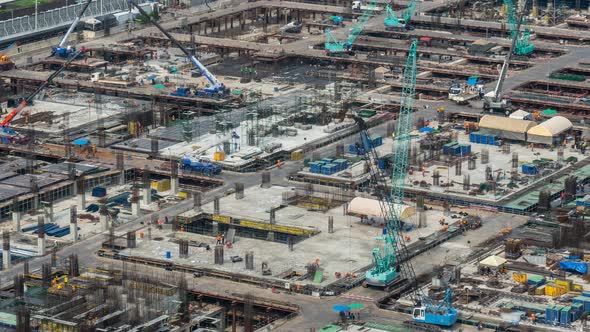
[127,0,227,97]
[483,2,527,114]
[52,0,93,59]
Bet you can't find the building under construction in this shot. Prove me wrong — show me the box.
[0,0,590,331]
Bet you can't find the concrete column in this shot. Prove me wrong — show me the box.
[212,222,219,236]
[119,170,125,185]
[38,238,46,256]
[267,232,275,241]
[70,223,78,242]
[12,212,21,232]
[3,231,10,270]
[70,206,78,242]
[171,178,179,194]
[47,202,54,223]
[131,202,140,216]
[77,193,86,210]
[143,187,152,206]
[100,214,108,232]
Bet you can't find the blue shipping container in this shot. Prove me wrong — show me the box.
[321,158,333,164]
[546,306,553,324]
[370,135,383,148]
[561,308,570,327]
[469,132,476,142]
[474,133,481,144]
[459,144,471,155]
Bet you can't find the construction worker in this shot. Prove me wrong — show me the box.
[530,143,534,152]
[216,234,222,244]
[531,313,536,325]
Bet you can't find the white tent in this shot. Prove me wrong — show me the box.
[479,255,507,267]
[346,197,415,220]
[509,110,531,120]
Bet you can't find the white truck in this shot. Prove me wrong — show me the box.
[448,79,484,105]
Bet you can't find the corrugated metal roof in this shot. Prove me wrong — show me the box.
[527,116,573,137]
[479,115,536,134]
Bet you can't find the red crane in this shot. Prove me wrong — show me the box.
[0,47,87,128]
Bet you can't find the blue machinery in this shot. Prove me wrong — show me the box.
[127,0,226,96]
[52,0,93,59]
[324,0,377,56]
[384,1,416,31]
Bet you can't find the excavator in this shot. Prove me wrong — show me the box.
[0,47,88,143]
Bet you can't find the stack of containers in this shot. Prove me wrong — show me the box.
[545,282,567,297]
[561,306,571,327]
[333,159,348,171]
[573,294,590,313]
[321,163,339,175]
[443,142,458,155]
[459,144,471,155]
[527,275,546,287]
[572,303,584,321]
[309,161,324,173]
[546,306,554,324]
[469,132,500,146]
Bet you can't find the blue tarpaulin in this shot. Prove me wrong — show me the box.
[560,260,588,274]
[466,76,479,86]
[419,127,435,132]
[146,74,158,81]
[73,138,89,145]
[332,305,350,312]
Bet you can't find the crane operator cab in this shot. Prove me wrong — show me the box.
[412,307,426,321]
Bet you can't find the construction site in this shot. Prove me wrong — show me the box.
[1,0,590,330]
